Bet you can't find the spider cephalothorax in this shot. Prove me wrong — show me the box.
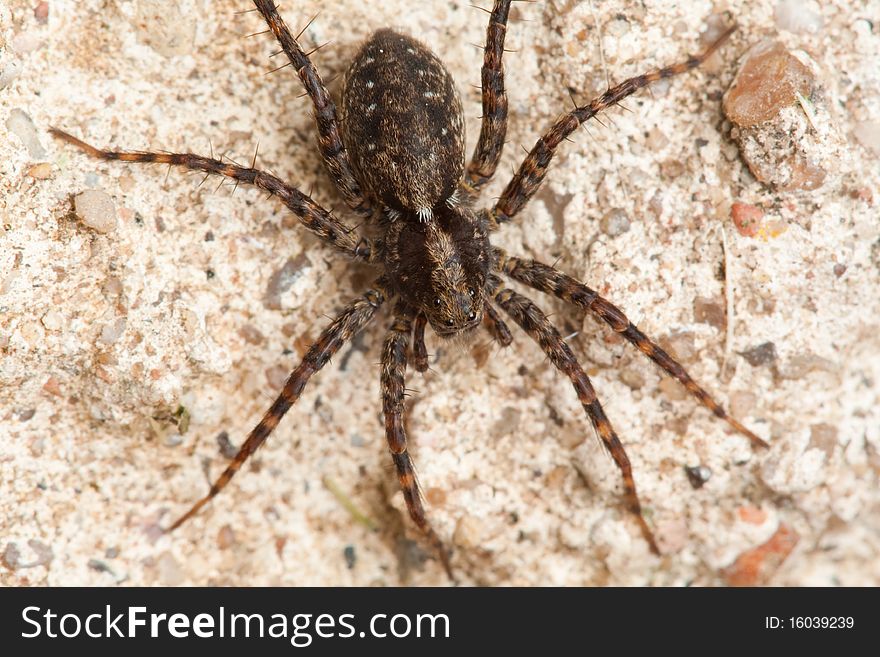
[384,205,490,337]
[52,0,767,582]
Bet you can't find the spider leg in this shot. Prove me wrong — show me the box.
[382,303,453,580]
[464,0,512,194]
[493,281,660,554]
[252,0,373,218]
[495,249,768,448]
[483,300,513,347]
[49,128,377,262]
[489,24,735,226]
[167,280,388,531]
[412,312,430,373]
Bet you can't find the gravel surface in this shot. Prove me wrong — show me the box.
[2,0,878,586]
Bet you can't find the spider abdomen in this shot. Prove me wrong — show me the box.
[341,29,465,217]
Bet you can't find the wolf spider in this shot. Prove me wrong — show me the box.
[51,0,767,580]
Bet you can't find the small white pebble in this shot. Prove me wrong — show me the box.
[41,310,63,331]
[774,0,824,34]
[6,108,46,158]
[75,190,117,234]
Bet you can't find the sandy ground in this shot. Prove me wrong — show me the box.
[1,0,878,586]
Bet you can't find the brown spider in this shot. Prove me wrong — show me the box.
[51,0,767,580]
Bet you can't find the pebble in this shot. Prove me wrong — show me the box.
[808,423,838,459]
[693,296,726,331]
[26,163,53,179]
[74,190,118,234]
[264,253,310,310]
[0,58,22,89]
[99,317,127,345]
[724,42,813,128]
[6,108,47,159]
[11,32,43,54]
[34,1,49,23]
[738,342,778,367]
[773,0,823,34]
[41,309,63,331]
[599,208,630,237]
[685,465,712,489]
[724,41,844,191]
[723,524,799,586]
[729,390,757,418]
[730,202,763,237]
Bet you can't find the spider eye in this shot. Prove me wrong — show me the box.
[468,287,476,298]
[468,311,477,321]
[434,297,442,307]
[445,319,454,327]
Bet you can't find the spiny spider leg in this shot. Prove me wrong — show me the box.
[167,281,388,531]
[412,312,430,373]
[495,249,768,448]
[465,0,512,194]
[252,0,373,217]
[49,129,376,262]
[381,303,453,579]
[492,280,660,554]
[483,300,513,347]
[490,24,735,226]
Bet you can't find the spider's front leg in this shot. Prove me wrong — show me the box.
[494,249,768,449]
[382,303,454,580]
[49,129,377,262]
[492,279,660,554]
[489,23,735,226]
[252,0,373,217]
[167,281,388,531]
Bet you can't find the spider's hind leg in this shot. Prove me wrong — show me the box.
[493,282,660,554]
[383,304,454,580]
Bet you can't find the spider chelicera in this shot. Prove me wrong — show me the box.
[51,0,767,580]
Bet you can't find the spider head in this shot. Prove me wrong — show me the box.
[385,205,491,338]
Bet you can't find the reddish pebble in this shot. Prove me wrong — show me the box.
[723,524,799,586]
[731,202,763,237]
[737,506,768,525]
[42,376,62,397]
[34,2,49,23]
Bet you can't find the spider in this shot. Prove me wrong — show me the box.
[51,0,767,580]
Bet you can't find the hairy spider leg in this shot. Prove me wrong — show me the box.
[493,281,660,554]
[483,300,513,346]
[495,250,768,448]
[412,312,430,373]
[168,283,388,531]
[381,303,454,579]
[252,0,374,217]
[490,24,736,226]
[465,0,513,193]
[49,128,376,262]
